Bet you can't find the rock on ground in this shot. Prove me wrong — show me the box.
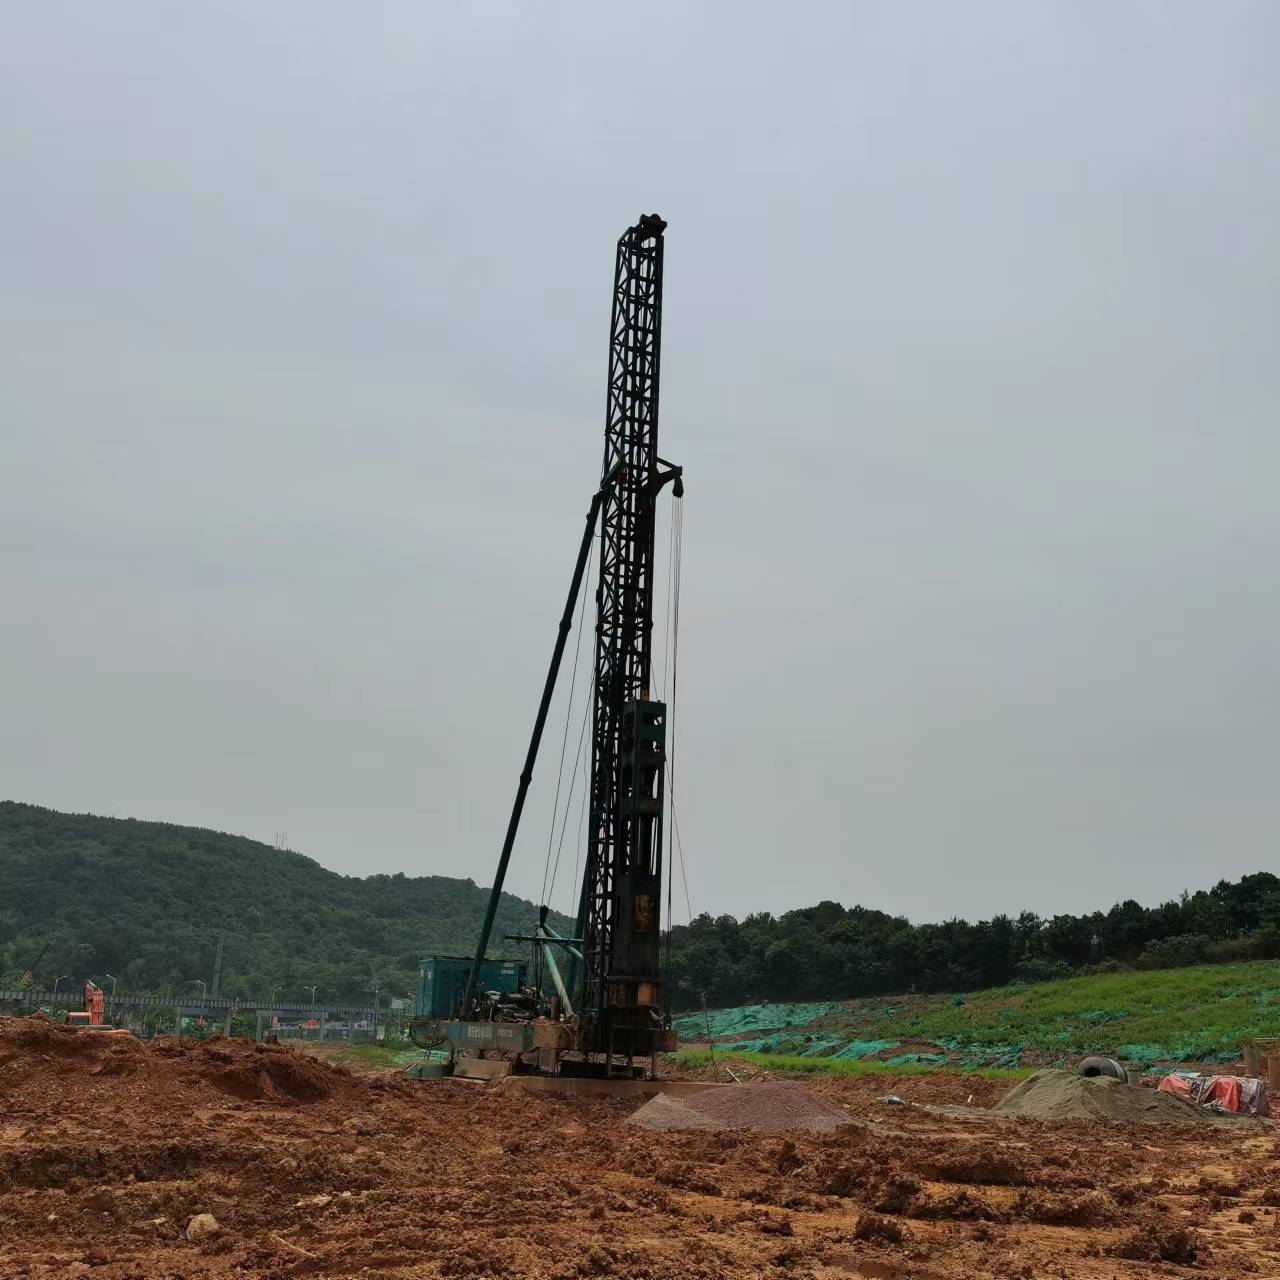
[185,1213,221,1242]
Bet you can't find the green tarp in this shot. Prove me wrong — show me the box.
[693,1034,901,1061]
[672,1001,843,1040]
[830,1039,900,1060]
[1117,1043,1240,1066]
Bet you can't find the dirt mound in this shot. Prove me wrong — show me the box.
[0,1017,347,1111]
[1,1021,1277,1279]
[993,1068,1245,1126]
[629,1082,853,1133]
[0,1014,133,1060]
[190,1039,336,1101]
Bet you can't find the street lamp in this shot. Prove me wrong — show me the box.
[54,975,72,996]
[304,985,317,1008]
[191,979,207,1016]
[104,974,118,997]
[269,986,280,1007]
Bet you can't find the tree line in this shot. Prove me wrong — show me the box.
[664,873,1280,1010]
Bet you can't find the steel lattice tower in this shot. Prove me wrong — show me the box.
[577,214,675,1057]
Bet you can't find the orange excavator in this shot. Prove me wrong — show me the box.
[67,981,131,1037]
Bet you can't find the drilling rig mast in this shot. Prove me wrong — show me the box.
[578,214,679,1061]
[413,214,682,1081]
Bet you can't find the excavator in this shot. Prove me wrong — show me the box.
[66,981,131,1037]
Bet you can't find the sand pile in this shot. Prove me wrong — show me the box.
[628,1081,853,1133]
[994,1069,1246,1126]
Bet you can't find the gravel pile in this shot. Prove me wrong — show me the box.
[628,1082,853,1133]
[993,1069,1246,1126]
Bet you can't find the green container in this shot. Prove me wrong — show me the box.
[416,955,526,1019]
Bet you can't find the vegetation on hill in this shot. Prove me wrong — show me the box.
[676,961,1280,1075]
[0,802,571,1004]
[665,875,1280,1010]
[6,800,1279,1032]
[858,962,1280,1060]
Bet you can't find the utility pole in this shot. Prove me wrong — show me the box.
[211,937,223,1000]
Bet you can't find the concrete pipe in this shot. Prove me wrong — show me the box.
[1076,1055,1129,1083]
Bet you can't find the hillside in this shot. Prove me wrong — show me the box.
[9,799,1280,1024]
[0,801,571,1003]
[673,961,1280,1075]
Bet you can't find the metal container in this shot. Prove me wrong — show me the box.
[416,956,526,1019]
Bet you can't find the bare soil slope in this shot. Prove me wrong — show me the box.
[2,1017,1279,1278]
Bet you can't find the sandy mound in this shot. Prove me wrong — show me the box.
[628,1081,854,1133]
[993,1068,1247,1126]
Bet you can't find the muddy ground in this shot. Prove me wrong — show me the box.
[2,1018,1279,1278]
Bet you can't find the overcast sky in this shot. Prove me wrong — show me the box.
[3,3,1277,927]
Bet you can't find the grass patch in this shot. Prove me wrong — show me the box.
[862,961,1280,1060]
[672,1049,1030,1081]
[307,1042,417,1068]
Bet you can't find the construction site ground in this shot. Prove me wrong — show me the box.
[3,1018,1280,1279]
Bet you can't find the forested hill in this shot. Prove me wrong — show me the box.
[0,801,572,1003]
[8,801,1278,1016]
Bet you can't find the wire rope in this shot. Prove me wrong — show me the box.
[546,674,594,909]
[663,494,683,1006]
[539,543,593,907]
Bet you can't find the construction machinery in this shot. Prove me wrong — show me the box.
[409,214,683,1082]
[66,980,131,1036]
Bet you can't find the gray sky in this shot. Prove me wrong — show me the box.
[3,3,1277,926]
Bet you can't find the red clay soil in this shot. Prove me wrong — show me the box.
[3,1015,1280,1279]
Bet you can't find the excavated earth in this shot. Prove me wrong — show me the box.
[3,1017,1280,1279]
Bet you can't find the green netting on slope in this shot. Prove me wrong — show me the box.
[714,1035,803,1056]
[711,1033,859,1057]
[930,1037,1029,1069]
[708,1037,774,1055]
[1078,1009,1128,1024]
[794,1036,849,1057]
[830,1039,900,1060]
[958,1048,1024,1069]
[887,1052,948,1066]
[696,1035,900,1061]
[672,1001,844,1040]
[1116,1043,1241,1066]
[1117,1043,1177,1064]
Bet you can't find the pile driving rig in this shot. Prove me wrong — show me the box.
[410,214,683,1081]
